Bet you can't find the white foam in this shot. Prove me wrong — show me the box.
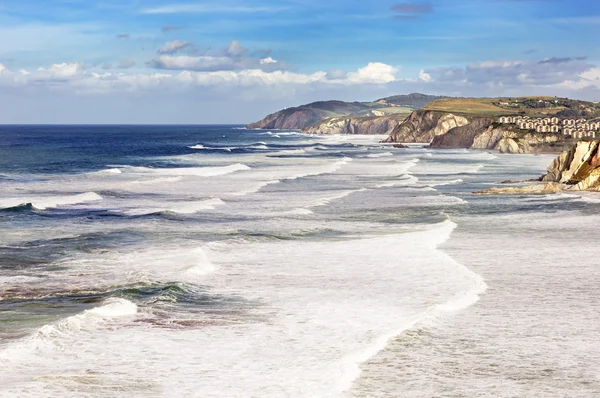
[374,174,419,188]
[310,188,367,207]
[425,178,464,187]
[0,192,102,210]
[578,193,600,203]
[188,144,204,149]
[125,163,250,177]
[122,198,225,216]
[92,168,122,175]
[365,152,393,158]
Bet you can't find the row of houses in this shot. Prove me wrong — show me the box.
[498,115,600,139]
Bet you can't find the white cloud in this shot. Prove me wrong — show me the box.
[260,57,277,65]
[346,62,398,84]
[419,69,432,82]
[148,41,286,72]
[158,40,192,55]
[226,40,246,57]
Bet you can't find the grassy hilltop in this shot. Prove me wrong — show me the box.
[424,97,600,119]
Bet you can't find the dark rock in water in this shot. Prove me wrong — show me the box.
[392,144,409,148]
[500,178,542,184]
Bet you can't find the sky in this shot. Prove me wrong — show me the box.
[0,0,599,123]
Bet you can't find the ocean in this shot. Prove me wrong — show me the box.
[0,125,599,397]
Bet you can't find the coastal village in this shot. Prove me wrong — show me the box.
[498,115,600,139]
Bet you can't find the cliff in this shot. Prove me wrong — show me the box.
[385,110,470,143]
[542,140,600,188]
[247,101,367,130]
[471,127,571,154]
[247,93,442,130]
[387,109,576,154]
[476,140,600,194]
[431,118,494,148]
[302,114,407,135]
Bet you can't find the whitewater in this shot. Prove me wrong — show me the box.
[1,125,599,397]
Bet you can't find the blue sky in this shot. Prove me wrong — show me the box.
[0,0,599,123]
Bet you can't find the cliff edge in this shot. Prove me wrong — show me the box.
[302,114,407,135]
[384,110,470,143]
[386,109,576,154]
[476,140,600,194]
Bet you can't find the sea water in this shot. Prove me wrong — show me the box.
[0,126,598,397]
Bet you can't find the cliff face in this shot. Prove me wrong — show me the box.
[385,111,470,143]
[390,110,574,154]
[543,140,600,187]
[431,118,494,148]
[248,94,443,130]
[247,108,330,130]
[473,128,568,154]
[477,140,600,194]
[302,114,407,135]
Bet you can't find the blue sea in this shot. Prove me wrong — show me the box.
[1,125,599,397]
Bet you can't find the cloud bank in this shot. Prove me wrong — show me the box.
[0,39,598,123]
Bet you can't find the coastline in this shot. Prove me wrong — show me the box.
[351,152,600,396]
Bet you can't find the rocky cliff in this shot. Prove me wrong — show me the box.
[248,94,443,130]
[247,105,340,130]
[542,140,600,189]
[430,118,494,148]
[388,110,575,154]
[385,111,470,143]
[471,127,571,154]
[477,140,600,194]
[302,114,407,135]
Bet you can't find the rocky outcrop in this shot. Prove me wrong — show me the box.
[542,140,600,186]
[385,110,470,143]
[475,182,563,195]
[428,117,575,154]
[302,114,407,135]
[480,140,600,195]
[247,108,331,130]
[247,95,440,130]
[431,118,494,148]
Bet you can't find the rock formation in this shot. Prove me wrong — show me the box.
[542,140,600,189]
[385,111,470,143]
[247,94,443,130]
[302,114,407,135]
[431,118,494,148]
[477,140,600,194]
[475,183,563,195]
[387,110,576,154]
